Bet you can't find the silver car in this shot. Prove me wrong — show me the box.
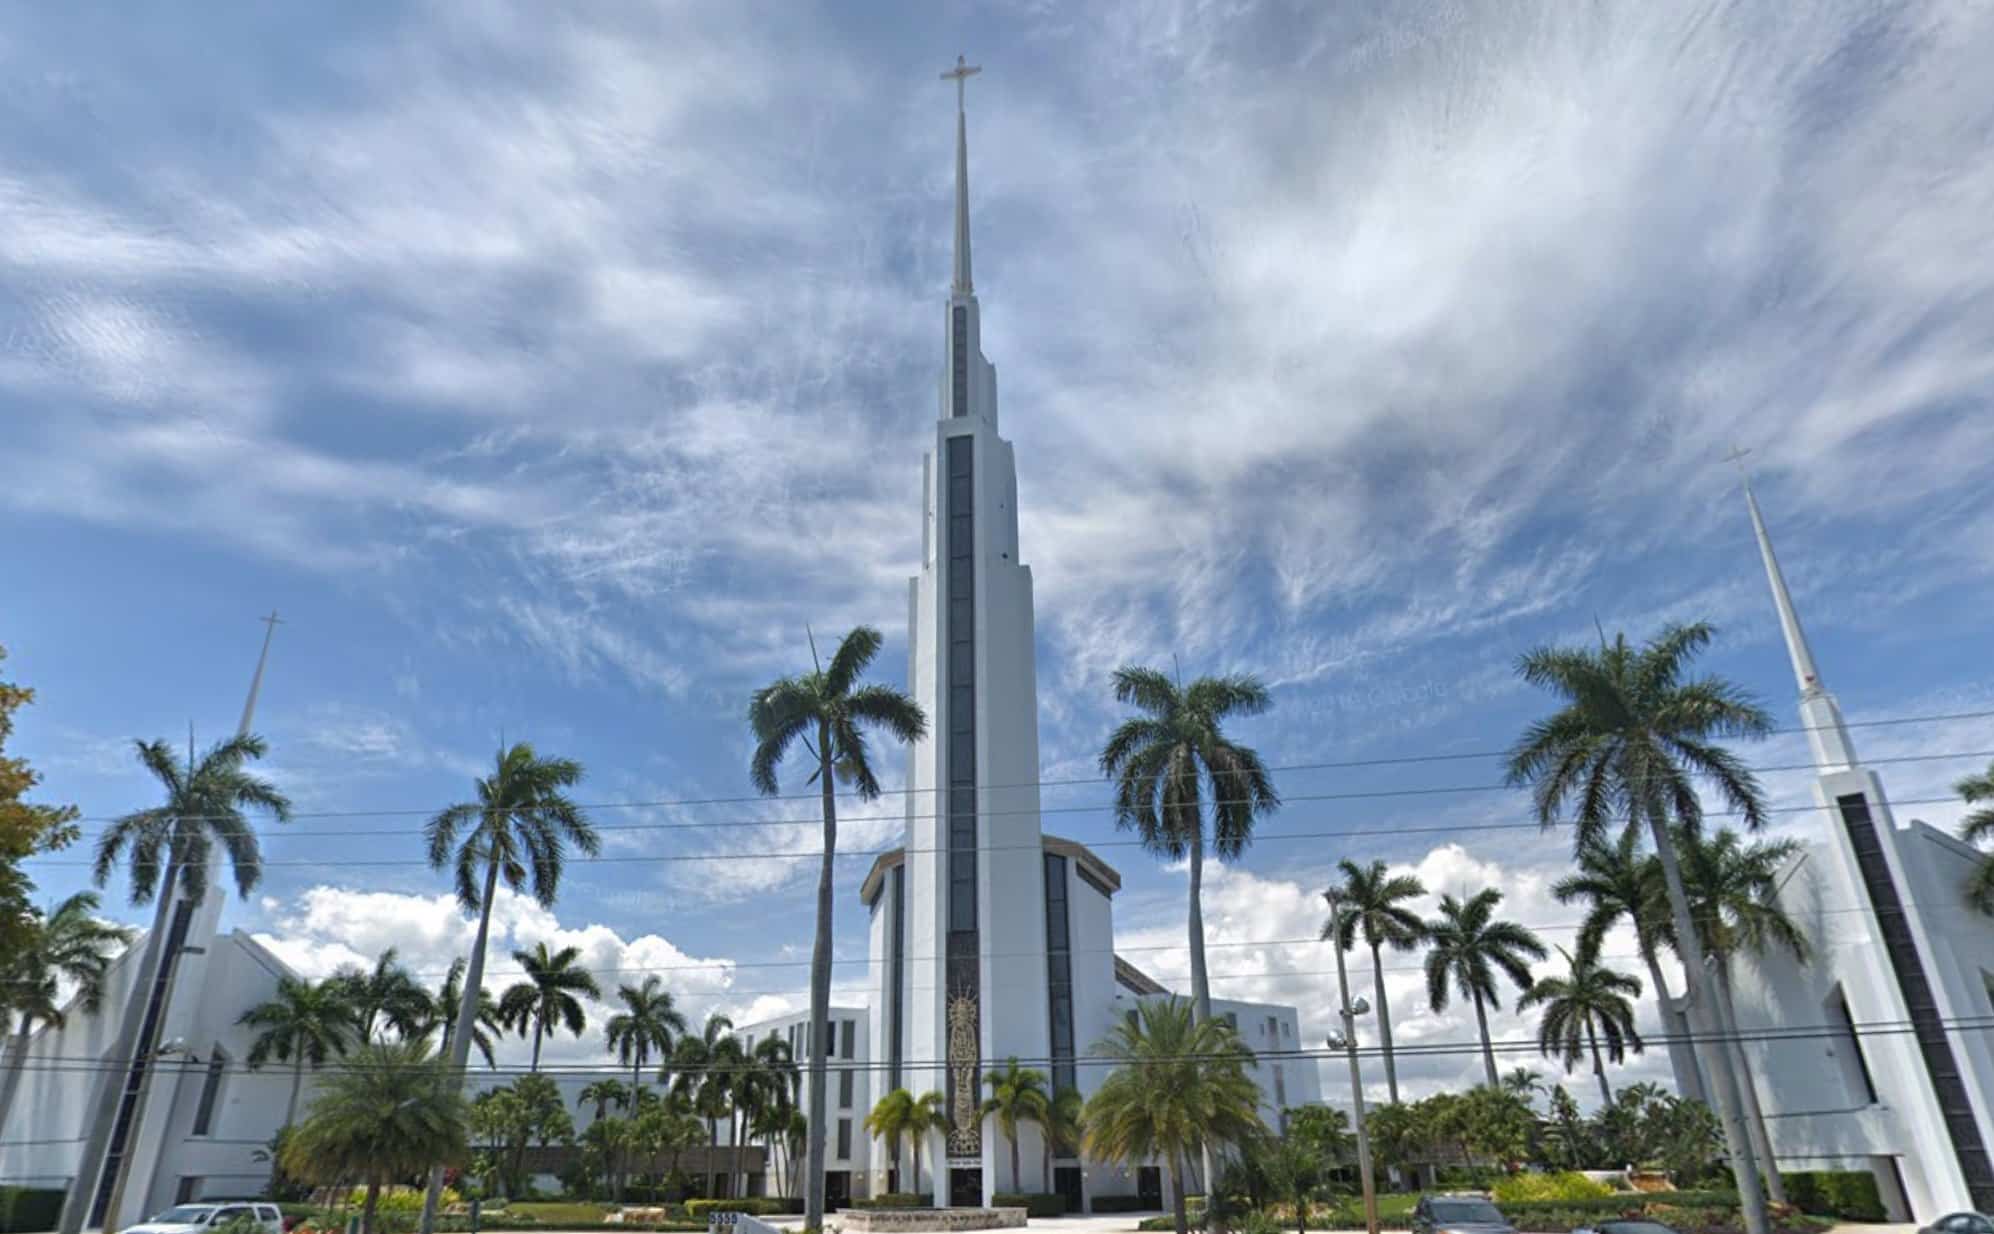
[1918,1213,1994,1234]
[120,1202,285,1234]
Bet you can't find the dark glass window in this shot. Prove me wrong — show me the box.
[943,434,981,1127]
[837,1118,853,1160]
[1043,854,1076,1093]
[890,866,905,1090]
[839,1068,854,1108]
[191,1048,226,1136]
[951,307,968,417]
[841,1019,855,1061]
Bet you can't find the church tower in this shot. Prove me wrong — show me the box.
[891,57,1054,1206]
[1740,478,1994,1212]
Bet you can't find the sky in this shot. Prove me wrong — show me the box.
[5,0,1994,1111]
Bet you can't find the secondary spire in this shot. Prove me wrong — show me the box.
[237,610,282,737]
[941,54,981,295]
[1729,448,1858,769]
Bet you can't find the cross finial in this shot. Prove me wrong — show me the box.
[1723,444,1753,473]
[262,609,284,631]
[941,54,981,112]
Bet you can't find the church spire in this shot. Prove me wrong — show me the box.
[1730,450,1858,770]
[237,610,282,737]
[942,55,981,296]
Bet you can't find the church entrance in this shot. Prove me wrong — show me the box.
[949,1167,983,1208]
[1136,1166,1163,1209]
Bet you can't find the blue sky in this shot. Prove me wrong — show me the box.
[6,0,1994,1102]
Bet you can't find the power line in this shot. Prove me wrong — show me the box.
[52,746,1994,842]
[54,709,1994,829]
[10,1014,1993,1082]
[26,793,1976,871]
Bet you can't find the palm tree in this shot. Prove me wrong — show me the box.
[240,975,360,1127]
[498,942,602,1072]
[1423,888,1546,1088]
[1042,1086,1083,1201]
[1500,1067,1545,1102]
[419,958,503,1069]
[1099,666,1279,1228]
[744,1034,797,1197]
[0,892,133,1123]
[1506,621,1779,1234]
[333,947,427,1044]
[420,744,598,1233]
[748,625,926,1229]
[1955,761,1994,913]
[670,1014,738,1193]
[980,1058,1051,1193]
[1083,998,1265,1234]
[1323,859,1425,1104]
[579,1078,631,1126]
[1675,826,1807,1208]
[1519,943,1643,1106]
[281,1040,468,1234]
[1552,830,1701,1102]
[75,733,289,1234]
[909,1089,947,1201]
[606,976,686,1104]
[866,1088,915,1195]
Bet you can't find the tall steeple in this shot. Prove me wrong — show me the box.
[1732,451,1858,770]
[237,610,282,736]
[942,55,980,296]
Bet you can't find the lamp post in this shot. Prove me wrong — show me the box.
[1324,892,1379,1234]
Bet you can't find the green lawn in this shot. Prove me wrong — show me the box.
[1322,1192,1420,1228]
[505,1202,613,1224]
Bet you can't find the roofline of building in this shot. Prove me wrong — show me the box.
[860,833,1123,906]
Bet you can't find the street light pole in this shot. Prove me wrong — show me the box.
[1325,893,1379,1234]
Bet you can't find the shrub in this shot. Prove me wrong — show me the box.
[0,1189,66,1234]
[992,1193,1066,1218]
[1493,1173,1614,1205]
[1779,1172,1884,1222]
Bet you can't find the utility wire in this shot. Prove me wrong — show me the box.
[52,708,1994,829]
[27,793,1976,870]
[11,1014,1994,1081]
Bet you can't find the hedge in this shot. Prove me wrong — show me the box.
[1498,1191,1740,1217]
[1090,1195,1158,1213]
[0,1188,65,1234]
[992,1194,1066,1218]
[1780,1172,1885,1222]
[434,1223,704,1234]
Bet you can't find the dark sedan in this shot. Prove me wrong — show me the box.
[1411,1196,1517,1234]
[1918,1213,1994,1234]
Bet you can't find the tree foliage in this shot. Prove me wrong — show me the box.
[0,646,79,962]
[282,1041,469,1234]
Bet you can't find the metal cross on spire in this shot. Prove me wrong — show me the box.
[940,54,982,294]
[941,53,981,111]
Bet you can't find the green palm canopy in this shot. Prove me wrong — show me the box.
[0,892,133,1124]
[240,975,359,1126]
[499,941,602,1072]
[282,1040,468,1234]
[1423,887,1546,1089]
[605,975,687,1099]
[1519,943,1643,1105]
[1323,858,1425,1104]
[980,1057,1051,1193]
[1082,998,1264,1234]
[1952,761,1994,913]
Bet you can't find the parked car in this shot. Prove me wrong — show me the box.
[1918,1214,1994,1234]
[1411,1195,1517,1234]
[120,1202,285,1234]
[1574,1221,1681,1234]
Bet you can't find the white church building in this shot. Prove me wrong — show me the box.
[1685,481,1994,1220]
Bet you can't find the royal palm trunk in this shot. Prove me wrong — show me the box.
[1645,805,1770,1234]
[1715,959,1787,1205]
[1186,830,1219,1234]
[420,849,503,1234]
[803,721,835,1228]
[1369,944,1401,1104]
